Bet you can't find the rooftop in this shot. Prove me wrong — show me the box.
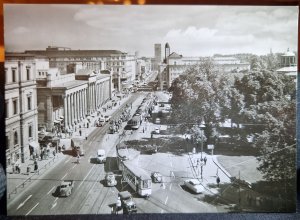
[25,49,126,58]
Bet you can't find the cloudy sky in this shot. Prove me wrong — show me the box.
[4,4,298,57]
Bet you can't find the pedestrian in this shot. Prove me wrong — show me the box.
[143,127,145,133]
[77,155,80,164]
[53,150,56,157]
[34,163,38,173]
[116,196,121,214]
[79,129,82,136]
[216,176,220,187]
[41,152,43,160]
[204,156,207,165]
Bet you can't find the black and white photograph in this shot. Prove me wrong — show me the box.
[3,4,298,215]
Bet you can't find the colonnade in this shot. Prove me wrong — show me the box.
[63,79,111,130]
[64,88,88,130]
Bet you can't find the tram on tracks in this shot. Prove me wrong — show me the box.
[127,115,142,129]
[116,148,152,197]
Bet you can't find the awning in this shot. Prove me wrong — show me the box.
[29,141,39,149]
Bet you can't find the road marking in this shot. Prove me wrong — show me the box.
[47,186,55,195]
[164,196,168,205]
[169,183,172,191]
[25,202,39,216]
[17,195,32,210]
[51,202,57,210]
[64,158,71,164]
[71,164,76,169]
[61,173,68,180]
[78,164,95,188]
[51,198,58,210]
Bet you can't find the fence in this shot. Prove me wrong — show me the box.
[8,156,58,199]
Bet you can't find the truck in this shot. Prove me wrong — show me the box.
[59,180,74,197]
[118,191,137,214]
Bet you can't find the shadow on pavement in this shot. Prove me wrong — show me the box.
[104,157,119,173]
[62,149,77,157]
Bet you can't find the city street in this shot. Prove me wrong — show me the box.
[7,87,234,215]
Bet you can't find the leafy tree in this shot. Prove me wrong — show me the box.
[169,60,231,144]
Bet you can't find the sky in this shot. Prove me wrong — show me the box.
[3,4,298,57]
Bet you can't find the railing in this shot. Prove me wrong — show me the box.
[7,155,59,199]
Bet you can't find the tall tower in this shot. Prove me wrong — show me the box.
[154,44,161,71]
[165,43,170,63]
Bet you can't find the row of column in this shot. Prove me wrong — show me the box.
[63,80,111,130]
[64,88,87,130]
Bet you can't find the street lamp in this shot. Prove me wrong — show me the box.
[199,121,205,160]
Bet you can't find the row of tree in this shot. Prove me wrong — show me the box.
[168,60,296,182]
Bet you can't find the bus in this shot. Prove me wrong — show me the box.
[128,115,142,130]
[120,161,152,197]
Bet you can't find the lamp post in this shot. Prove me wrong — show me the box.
[199,121,205,160]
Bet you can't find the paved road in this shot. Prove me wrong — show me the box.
[7,93,144,215]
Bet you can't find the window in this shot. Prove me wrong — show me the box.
[6,136,9,149]
[13,100,18,115]
[27,96,32,110]
[12,68,16,82]
[26,67,30,80]
[5,101,9,118]
[28,125,32,138]
[5,68,8,83]
[14,131,18,146]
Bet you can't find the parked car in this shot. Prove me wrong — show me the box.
[155,118,161,124]
[154,127,160,134]
[151,172,162,183]
[97,149,106,163]
[184,179,204,194]
[105,172,117,186]
[118,191,137,214]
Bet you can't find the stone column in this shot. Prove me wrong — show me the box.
[63,94,67,130]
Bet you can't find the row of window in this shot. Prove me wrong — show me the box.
[6,124,33,149]
[5,67,31,83]
[5,96,32,118]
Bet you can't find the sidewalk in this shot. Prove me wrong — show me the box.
[7,93,133,200]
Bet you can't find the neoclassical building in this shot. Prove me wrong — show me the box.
[5,53,40,164]
[36,69,111,131]
[26,46,136,94]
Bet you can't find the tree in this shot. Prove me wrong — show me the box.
[232,69,296,182]
[169,60,231,144]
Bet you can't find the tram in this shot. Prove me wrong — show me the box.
[119,161,152,197]
[128,115,142,129]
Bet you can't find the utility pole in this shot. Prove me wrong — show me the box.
[238,170,241,210]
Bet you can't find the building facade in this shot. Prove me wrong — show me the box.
[26,46,136,94]
[36,69,111,132]
[5,53,40,164]
[154,44,162,71]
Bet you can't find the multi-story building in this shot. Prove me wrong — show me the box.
[36,68,111,132]
[162,44,250,88]
[5,53,40,164]
[26,46,136,94]
[154,44,162,71]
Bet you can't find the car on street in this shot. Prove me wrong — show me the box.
[151,172,162,183]
[59,180,74,197]
[184,179,204,194]
[154,127,160,134]
[118,191,137,214]
[105,172,117,186]
[97,149,106,163]
[104,115,111,122]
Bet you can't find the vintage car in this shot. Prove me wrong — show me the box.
[105,172,117,186]
[184,179,204,194]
